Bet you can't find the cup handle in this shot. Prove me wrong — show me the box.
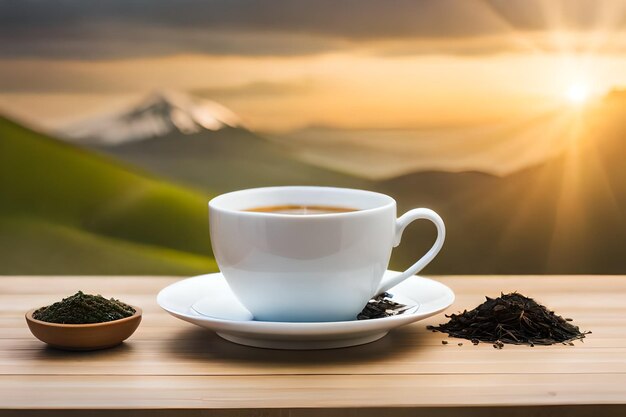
[376,208,445,294]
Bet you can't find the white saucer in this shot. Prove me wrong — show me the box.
[157,271,455,350]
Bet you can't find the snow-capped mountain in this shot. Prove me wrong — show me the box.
[61,90,244,146]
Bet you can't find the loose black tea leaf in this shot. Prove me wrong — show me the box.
[357,292,411,320]
[427,292,590,347]
[33,291,135,324]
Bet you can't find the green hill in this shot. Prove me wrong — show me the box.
[0,116,217,275]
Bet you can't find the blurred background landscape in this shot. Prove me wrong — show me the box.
[1,0,625,275]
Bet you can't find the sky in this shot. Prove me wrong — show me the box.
[3,0,626,132]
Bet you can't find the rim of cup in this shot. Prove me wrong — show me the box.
[208,186,396,218]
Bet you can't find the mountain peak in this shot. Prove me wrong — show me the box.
[62,90,244,145]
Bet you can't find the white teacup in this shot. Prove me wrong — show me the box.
[209,186,445,322]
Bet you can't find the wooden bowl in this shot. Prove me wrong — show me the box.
[25,307,142,351]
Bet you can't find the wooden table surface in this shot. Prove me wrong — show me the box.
[1,276,625,417]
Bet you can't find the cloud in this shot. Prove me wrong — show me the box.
[190,79,316,99]
[0,60,126,93]
[0,0,624,59]
[0,24,347,60]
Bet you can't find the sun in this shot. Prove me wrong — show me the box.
[565,84,590,105]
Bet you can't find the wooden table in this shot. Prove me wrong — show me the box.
[1,276,625,416]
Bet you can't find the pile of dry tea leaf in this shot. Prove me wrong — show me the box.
[358,292,412,320]
[33,291,136,324]
[428,292,590,348]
